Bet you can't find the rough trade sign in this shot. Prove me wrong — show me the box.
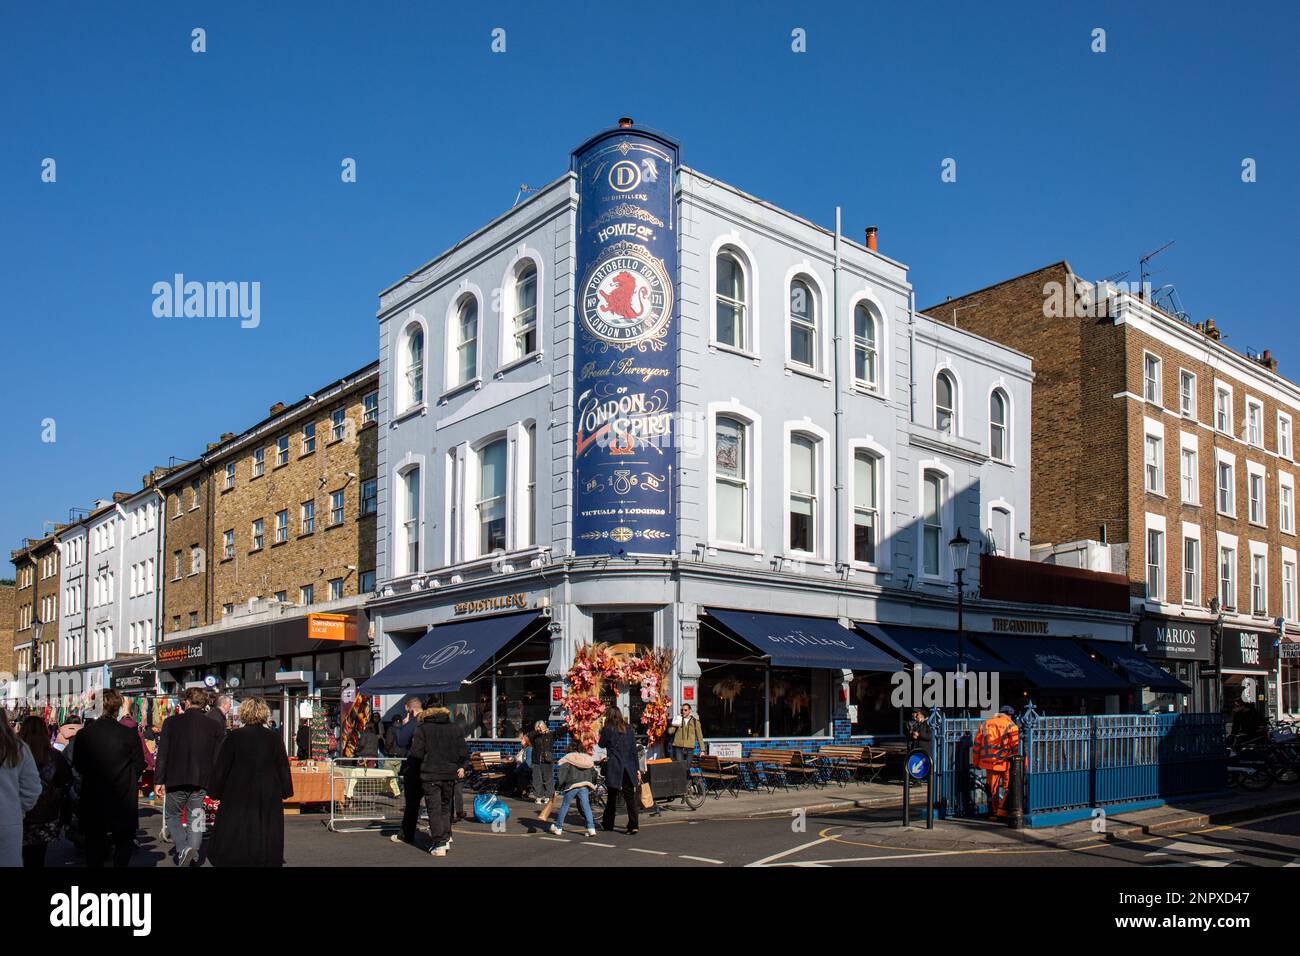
[571,120,679,556]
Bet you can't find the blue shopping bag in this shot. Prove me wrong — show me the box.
[473,793,510,825]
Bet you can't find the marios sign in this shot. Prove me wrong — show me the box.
[1137,619,1211,661]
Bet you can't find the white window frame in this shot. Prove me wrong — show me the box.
[1247,461,1267,527]
[277,435,290,467]
[500,251,544,366]
[1245,396,1264,448]
[1283,548,1297,623]
[1182,521,1201,607]
[1179,431,1199,505]
[1144,512,1167,604]
[1249,541,1268,617]
[445,288,484,391]
[934,368,959,436]
[252,447,265,477]
[1279,412,1294,461]
[300,499,315,535]
[275,509,288,544]
[1143,352,1162,406]
[1218,531,1239,612]
[987,499,1015,558]
[302,421,316,454]
[988,385,1011,463]
[224,461,235,491]
[708,236,759,357]
[851,298,880,392]
[398,314,427,412]
[363,390,379,425]
[1179,368,1197,419]
[707,402,762,552]
[1216,450,1237,518]
[917,459,956,582]
[783,421,832,561]
[330,490,345,526]
[849,439,890,570]
[331,407,347,442]
[394,456,426,576]
[783,266,828,376]
[1214,380,1234,436]
[1143,419,1164,495]
[472,435,510,558]
[1281,472,1295,536]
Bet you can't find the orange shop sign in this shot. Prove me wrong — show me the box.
[307,613,350,642]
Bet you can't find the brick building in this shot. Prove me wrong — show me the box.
[157,362,379,744]
[11,533,61,676]
[0,580,14,678]
[926,262,1300,717]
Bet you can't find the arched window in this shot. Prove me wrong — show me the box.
[990,506,1012,556]
[715,416,749,544]
[853,450,879,563]
[476,439,507,555]
[509,262,538,360]
[853,303,878,389]
[789,277,817,369]
[715,250,747,349]
[922,470,945,576]
[453,296,478,386]
[789,434,818,553]
[989,389,1008,460]
[400,325,424,409]
[935,371,956,435]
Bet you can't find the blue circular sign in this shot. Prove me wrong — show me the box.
[906,751,931,780]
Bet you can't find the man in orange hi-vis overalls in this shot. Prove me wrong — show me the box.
[972,705,1020,818]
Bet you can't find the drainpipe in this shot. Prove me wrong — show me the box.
[908,289,917,425]
[833,207,844,566]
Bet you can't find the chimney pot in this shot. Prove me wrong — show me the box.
[220,432,235,442]
[269,401,286,416]
[618,117,634,129]
[865,226,878,252]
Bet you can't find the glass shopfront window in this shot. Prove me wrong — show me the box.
[1284,662,1300,716]
[697,624,831,738]
[435,625,551,739]
[850,672,902,736]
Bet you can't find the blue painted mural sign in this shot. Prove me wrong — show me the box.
[571,125,679,556]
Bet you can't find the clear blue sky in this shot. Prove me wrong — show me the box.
[3,0,1297,558]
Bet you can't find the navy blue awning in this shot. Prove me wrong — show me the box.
[1082,641,1191,694]
[971,634,1132,692]
[360,612,541,697]
[856,624,1022,675]
[704,609,903,672]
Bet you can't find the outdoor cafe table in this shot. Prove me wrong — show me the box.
[285,761,332,805]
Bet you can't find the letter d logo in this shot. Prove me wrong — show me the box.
[609,160,641,192]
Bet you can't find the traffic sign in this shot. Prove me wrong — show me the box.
[906,751,931,781]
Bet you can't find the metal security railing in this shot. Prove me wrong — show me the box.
[327,758,408,832]
[933,711,1226,822]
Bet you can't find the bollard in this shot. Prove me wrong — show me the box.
[1006,754,1025,830]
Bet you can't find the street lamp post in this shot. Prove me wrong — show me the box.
[1209,596,1225,717]
[948,529,971,716]
[32,618,45,674]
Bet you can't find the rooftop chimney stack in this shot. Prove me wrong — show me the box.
[618,116,634,128]
[1204,317,1221,341]
[1261,349,1278,372]
[269,402,286,416]
[865,226,878,252]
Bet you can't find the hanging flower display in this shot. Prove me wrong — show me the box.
[561,643,673,751]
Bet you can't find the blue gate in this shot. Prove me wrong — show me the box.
[933,710,1226,826]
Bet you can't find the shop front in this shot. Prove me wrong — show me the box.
[1136,617,1213,713]
[1282,634,1300,717]
[156,610,372,754]
[1221,625,1278,723]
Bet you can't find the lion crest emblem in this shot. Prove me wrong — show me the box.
[597,271,649,321]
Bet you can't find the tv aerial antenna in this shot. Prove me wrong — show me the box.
[1138,240,1175,293]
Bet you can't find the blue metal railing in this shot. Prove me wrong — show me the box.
[933,710,1226,822]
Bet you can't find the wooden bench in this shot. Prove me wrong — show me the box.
[696,754,741,798]
[814,745,888,785]
[749,749,819,789]
[468,751,509,793]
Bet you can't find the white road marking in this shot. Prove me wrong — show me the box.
[583,841,616,848]
[773,849,964,865]
[680,855,725,864]
[1155,841,1234,856]
[540,837,568,843]
[747,836,834,867]
[628,847,668,856]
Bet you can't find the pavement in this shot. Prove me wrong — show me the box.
[37,781,1300,868]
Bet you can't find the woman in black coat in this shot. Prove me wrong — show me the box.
[206,698,293,867]
[597,705,640,834]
